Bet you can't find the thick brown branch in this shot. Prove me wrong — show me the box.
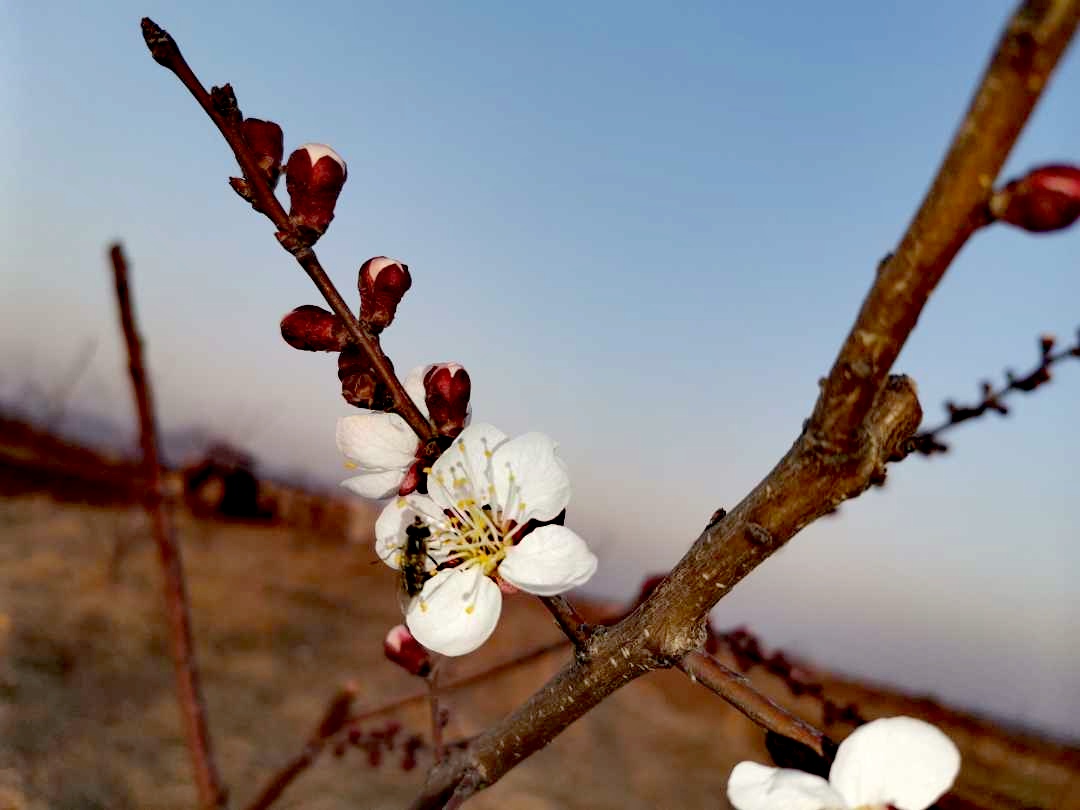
[807,0,1080,453]
[678,651,828,757]
[139,18,434,444]
[109,244,227,810]
[411,6,1079,801]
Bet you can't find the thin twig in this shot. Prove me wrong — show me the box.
[243,682,358,810]
[904,330,1080,456]
[678,651,828,756]
[427,661,445,764]
[539,595,590,649]
[139,18,434,446]
[245,640,569,809]
[109,243,226,810]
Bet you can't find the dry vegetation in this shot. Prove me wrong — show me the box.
[2,494,1077,809]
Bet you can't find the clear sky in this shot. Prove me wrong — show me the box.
[3,2,1078,740]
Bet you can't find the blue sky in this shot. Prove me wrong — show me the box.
[3,2,1078,739]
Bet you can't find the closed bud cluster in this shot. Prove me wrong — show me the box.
[990,164,1080,233]
[338,347,393,410]
[285,143,347,243]
[280,305,349,352]
[383,624,432,678]
[359,257,412,332]
[423,363,471,438]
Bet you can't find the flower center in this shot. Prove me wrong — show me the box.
[425,439,529,578]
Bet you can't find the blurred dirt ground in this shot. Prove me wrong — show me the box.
[1,496,1078,810]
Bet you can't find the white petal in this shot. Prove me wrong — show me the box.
[499,526,597,596]
[405,568,502,656]
[374,494,445,569]
[728,762,847,810]
[336,413,418,470]
[342,469,407,500]
[490,432,570,523]
[428,423,509,512]
[830,716,960,810]
[402,365,431,419]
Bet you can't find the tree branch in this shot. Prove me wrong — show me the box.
[139,18,434,445]
[904,330,1080,456]
[243,682,358,810]
[807,0,1080,453]
[678,651,828,757]
[409,2,1080,804]
[109,243,227,810]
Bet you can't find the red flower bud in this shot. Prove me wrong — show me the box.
[244,118,284,187]
[338,346,393,410]
[359,256,412,332]
[285,143,348,243]
[280,304,349,352]
[423,363,471,439]
[384,624,432,678]
[229,119,285,206]
[990,164,1080,233]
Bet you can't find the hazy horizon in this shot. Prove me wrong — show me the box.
[3,1,1078,740]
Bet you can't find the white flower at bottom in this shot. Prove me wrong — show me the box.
[727,716,960,810]
[375,422,598,656]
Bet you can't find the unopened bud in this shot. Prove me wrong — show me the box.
[359,257,412,332]
[338,347,392,410]
[280,305,350,352]
[990,164,1080,233]
[384,624,432,678]
[423,363,471,438]
[285,143,347,242]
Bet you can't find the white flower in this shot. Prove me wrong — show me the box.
[728,716,961,810]
[375,422,598,656]
[336,367,429,499]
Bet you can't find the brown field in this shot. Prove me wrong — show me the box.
[1,492,1078,810]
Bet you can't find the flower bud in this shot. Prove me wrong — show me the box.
[359,257,412,333]
[384,624,432,678]
[990,164,1080,233]
[338,346,393,410]
[280,305,350,352]
[285,143,348,242]
[229,119,285,206]
[422,363,471,438]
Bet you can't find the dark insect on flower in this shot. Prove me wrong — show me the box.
[401,518,434,599]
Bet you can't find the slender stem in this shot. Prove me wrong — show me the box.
[243,682,358,810]
[678,651,827,756]
[539,595,590,649]
[906,332,1080,455]
[244,640,569,809]
[427,662,445,764]
[109,243,227,810]
[139,18,434,445]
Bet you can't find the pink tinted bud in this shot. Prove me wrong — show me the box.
[359,257,412,332]
[990,164,1080,233]
[285,143,348,242]
[423,363,471,439]
[384,624,432,678]
[280,304,350,352]
[397,459,423,496]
